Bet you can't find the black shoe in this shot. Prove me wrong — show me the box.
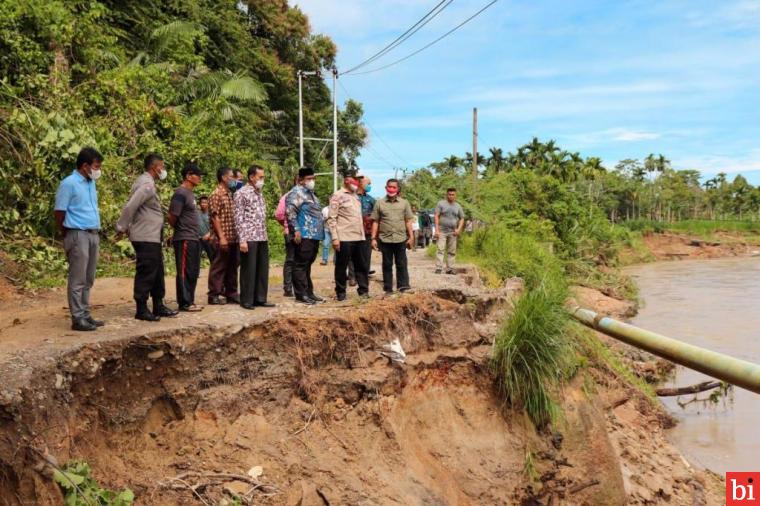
[445,269,456,275]
[308,293,325,303]
[154,304,178,318]
[283,290,294,297]
[135,310,160,322]
[399,286,412,293]
[208,295,225,305]
[226,295,240,304]
[336,293,347,301]
[368,270,376,275]
[72,318,97,331]
[254,302,276,308]
[435,269,442,274]
[86,316,105,327]
[296,296,317,305]
[240,303,256,310]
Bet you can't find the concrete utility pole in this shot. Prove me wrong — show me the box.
[297,70,319,168]
[298,71,304,167]
[332,68,339,193]
[472,107,478,199]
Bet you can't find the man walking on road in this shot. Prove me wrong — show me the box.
[235,165,274,310]
[286,167,325,305]
[207,167,240,305]
[169,163,204,312]
[435,188,465,274]
[371,179,414,294]
[328,175,368,301]
[116,153,178,322]
[54,147,105,331]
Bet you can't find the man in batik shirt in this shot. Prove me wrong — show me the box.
[286,167,325,305]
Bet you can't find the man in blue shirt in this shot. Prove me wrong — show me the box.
[286,167,325,305]
[54,147,104,331]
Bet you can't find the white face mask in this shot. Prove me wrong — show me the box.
[90,168,102,181]
[255,179,264,190]
[158,168,167,181]
[305,180,315,191]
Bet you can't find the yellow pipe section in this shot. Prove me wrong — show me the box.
[571,307,760,394]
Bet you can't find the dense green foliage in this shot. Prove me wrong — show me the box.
[0,0,366,285]
[406,138,760,224]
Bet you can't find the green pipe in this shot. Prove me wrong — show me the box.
[570,307,760,394]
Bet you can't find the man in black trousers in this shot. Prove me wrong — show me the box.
[327,175,369,301]
[116,153,178,321]
[234,165,275,309]
[371,179,414,294]
[168,163,205,312]
[286,167,325,305]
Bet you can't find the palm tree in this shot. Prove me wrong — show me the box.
[487,147,506,175]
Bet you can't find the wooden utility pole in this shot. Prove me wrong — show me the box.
[472,107,478,202]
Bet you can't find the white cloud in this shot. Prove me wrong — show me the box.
[674,149,760,175]
[611,129,661,142]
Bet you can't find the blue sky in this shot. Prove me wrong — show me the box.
[294,0,760,186]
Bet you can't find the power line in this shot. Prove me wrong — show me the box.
[342,0,454,75]
[337,79,410,168]
[345,0,499,77]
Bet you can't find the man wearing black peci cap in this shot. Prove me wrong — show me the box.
[285,167,326,305]
[168,163,205,312]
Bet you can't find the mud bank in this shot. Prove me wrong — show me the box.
[640,231,756,261]
[0,279,725,505]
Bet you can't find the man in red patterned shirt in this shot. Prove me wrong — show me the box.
[234,165,274,309]
[207,167,240,305]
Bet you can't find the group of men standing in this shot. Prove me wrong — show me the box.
[54,147,464,332]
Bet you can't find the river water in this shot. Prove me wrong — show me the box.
[627,257,760,474]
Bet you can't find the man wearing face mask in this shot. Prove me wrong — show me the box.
[116,153,178,321]
[286,167,325,305]
[327,175,368,301]
[232,168,245,192]
[371,179,414,294]
[54,147,105,331]
[347,174,376,285]
[207,166,240,305]
[234,165,274,309]
[168,163,205,312]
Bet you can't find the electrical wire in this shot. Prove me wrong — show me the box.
[345,0,499,76]
[341,0,454,75]
[337,79,410,167]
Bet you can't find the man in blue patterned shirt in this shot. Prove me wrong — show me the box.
[286,167,325,305]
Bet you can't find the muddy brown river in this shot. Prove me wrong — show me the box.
[627,257,760,474]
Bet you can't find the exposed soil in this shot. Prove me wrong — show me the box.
[640,231,757,261]
[0,250,724,505]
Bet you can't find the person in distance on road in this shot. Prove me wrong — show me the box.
[54,147,105,332]
[286,167,326,305]
[327,175,369,301]
[168,163,205,312]
[234,165,275,310]
[116,153,178,322]
[207,166,240,305]
[371,179,414,294]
